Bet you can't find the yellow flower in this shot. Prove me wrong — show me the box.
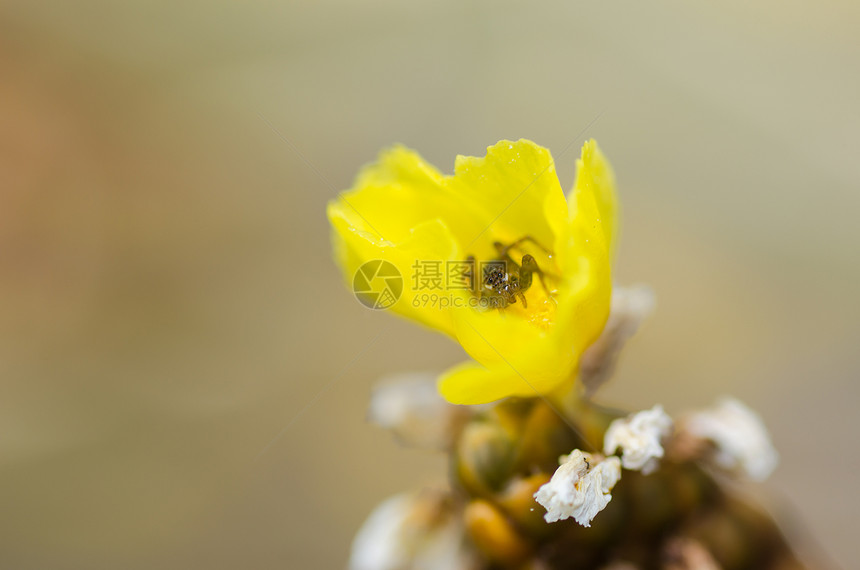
[328,139,617,405]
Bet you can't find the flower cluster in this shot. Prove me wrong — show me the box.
[533,400,777,527]
[331,139,797,570]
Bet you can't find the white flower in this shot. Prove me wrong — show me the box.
[348,491,476,570]
[368,373,473,450]
[349,495,413,570]
[534,450,622,527]
[603,404,673,474]
[683,397,778,481]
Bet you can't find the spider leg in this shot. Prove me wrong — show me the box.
[495,235,553,259]
[465,255,478,295]
[492,242,520,271]
[520,254,552,297]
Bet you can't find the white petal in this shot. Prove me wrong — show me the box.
[348,491,475,570]
[683,397,778,481]
[534,450,622,527]
[604,404,673,474]
[369,372,472,450]
[349,495,412,570]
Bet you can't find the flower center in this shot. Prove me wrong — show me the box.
[470,236,560,329]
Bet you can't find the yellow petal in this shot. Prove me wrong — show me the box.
[448,140,568,258]
[555,139,616,353]
[443,306,577,404]
[438,361,536,405]
[570,139,617,256]
[443,140,615,404]
[339,145,487,245]
[328,213,460,334]
[328,140,569,336]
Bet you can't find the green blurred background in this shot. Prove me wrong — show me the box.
[1,1,858,568]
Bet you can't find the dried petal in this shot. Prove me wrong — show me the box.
[534,450,622,527]
[604,404,673,474]
[682,398,778,481]
[369,372,472,450]
[348,491,476,570]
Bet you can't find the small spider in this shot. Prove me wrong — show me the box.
[467,236,553,309]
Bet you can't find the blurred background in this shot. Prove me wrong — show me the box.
[1,1,858,568]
